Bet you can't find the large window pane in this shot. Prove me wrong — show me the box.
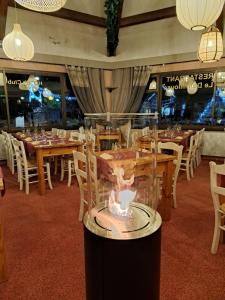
[6,73,62,129]
[65,75,84,129]
[161,72,214,125]
[0,72,8,129]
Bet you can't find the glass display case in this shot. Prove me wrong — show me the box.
[83,112,161,240]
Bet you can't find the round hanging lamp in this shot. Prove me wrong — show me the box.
[198,25,223,63]
[2,24,34,61]
[176,0,225,30]
[187,81,198,94]
[15,0,67,12]
[165,87,175,97]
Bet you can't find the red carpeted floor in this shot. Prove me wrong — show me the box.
[0,159,225,300]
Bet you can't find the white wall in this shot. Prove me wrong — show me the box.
[2,8,108,66]
[2,6,224,68]
[116,17,202,65]
[122,0,176,17]
[64,0,105,17]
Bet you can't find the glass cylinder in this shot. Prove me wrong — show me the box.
[83,113,161,240]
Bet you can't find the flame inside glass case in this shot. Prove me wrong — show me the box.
[83,113,161,240]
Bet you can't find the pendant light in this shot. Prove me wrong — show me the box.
[149,79,157,90]
[15,0,67,12]
[198,25,223,63]
[176,0,225,30]
[187,81,198,94]
[2,24,34,61]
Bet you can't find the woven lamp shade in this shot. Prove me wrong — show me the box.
[15,0,67,12]
[2,24,34,61]
[176,0,225,30]
[198,26,223,63]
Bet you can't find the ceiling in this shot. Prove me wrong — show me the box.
[62,0,176,18]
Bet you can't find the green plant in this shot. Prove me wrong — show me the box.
[104,0,120,56]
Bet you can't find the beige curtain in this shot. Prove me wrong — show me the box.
[66,65,107,113]
[111,66,151,113]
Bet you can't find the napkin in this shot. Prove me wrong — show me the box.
[100,153,113,160]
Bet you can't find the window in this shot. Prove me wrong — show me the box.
[65,75,84,128]
[0,72,8,129]
[161,72,215,125]
[6,72,62,128]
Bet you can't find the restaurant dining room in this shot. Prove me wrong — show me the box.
[1,1,225,300]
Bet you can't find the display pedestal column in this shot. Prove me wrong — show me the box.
[83,224,161,300]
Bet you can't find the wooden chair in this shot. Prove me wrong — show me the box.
[73,150,110,221]
[11,137,22,184]
[158,142,183,208]
[60,131,84,186]
[209,161,225,254]
[51,128,58,135]
[57,129,67,138]
[4,133,17,175]
[180,134,195,181]
[73,151,88,221]
[14,139,53,194]
[142,126,149,136]
[120,120,131,148]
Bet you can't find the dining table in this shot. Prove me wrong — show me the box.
[95,130,122,151]
[15,132,83,195]
[138,130,194,151]
[95,148,176,221]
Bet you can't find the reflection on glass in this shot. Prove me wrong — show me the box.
[6,73,62,129]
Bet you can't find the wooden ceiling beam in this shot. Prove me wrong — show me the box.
[0,0,8,40]
[120,6,176,28]
[8,0,105,27]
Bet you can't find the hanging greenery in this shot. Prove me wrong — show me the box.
[104,0,120,56]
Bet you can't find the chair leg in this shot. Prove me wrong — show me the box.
[60,158,64,181]
[46,163,53,190]
[25,172,29,195]
[172,182,177,208]
[20,176,23,191]
[79,191,85,221]
[211,212,221,254]
[186,162,190,181]
[54,158,58,175]
[67,160,72,187]
[190,160,194,178]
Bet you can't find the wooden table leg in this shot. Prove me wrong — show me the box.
[0,224,6,283]
[36,149,45,195]
[158,160,174,221]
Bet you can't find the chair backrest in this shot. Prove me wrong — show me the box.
[120,120,131,148]
[191,132,199,157]
[11,138,22,172]
[158,141,183,179]
[57,129,67,138]
[79,126,85,134]
[209,161,225,212]
[73,151,87,188]
[70,131,81,140]
[13,139,28,170]
[142,126,149,136]
[185,134,194,159]
[51,128,58,135]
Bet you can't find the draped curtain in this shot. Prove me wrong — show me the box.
[66,65,107,113]
[67,65,151,113]
[111,66,151,113]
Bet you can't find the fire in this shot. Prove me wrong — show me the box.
[108,189,136,217]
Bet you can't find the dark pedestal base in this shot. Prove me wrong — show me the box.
[84,225,161,300]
